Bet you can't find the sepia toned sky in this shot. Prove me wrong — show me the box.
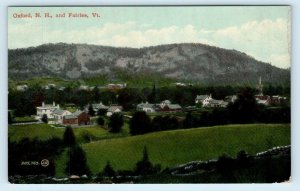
[8,6,291,69]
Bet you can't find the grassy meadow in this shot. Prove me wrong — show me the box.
[8,123,130,143]
[8,123,290,176]
[80,124,290,175]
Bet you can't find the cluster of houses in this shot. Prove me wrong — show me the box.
[35,101,125,126]
[254,95,287,106]
[85,102,123,117]
[32,77,287,124]
[195,94,235,108]
[137,100,182,113]
[194,93,286,107]
[36,102,91,126]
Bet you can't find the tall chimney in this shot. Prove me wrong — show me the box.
[53,101,55,106]
[42,102,45,107]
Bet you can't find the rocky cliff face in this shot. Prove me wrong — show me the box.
[8,43,290,85]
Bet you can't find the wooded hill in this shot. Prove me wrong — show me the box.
[8,43,290,85]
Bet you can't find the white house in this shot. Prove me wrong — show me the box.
[79,85,89,90]
[224,95,238,103]
[207,99,229,108]
[137,102,157,113]
[52,109,72,124]
[106,105,123,117]
[106,83,127,90]
[36,102,60,119]
[16,85,28,91]
[44,84,56,90]
[160,100,171,109]
[195,95,212,107]
[90,102,109,112]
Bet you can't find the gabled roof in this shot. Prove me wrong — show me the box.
[255,95,270,100]
[143,103,155,108]
[52,109,65,115]
[161,100,171,105]
[196,95,210,100]
[92,102,108,110]
[107,105,123,112]
[37,105,59,109]
[209,99,223,104]
[64,115,77,119]
[73,110,84,116]
[168,104,182,110]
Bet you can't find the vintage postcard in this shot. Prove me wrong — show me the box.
[8,6,291,183]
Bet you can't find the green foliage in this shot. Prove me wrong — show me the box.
[97,109,107,116]
[8,124,130,143]
[148,84,157,103]
[14,116,35,122]
[65,145,91,176]
[109,113,124,133]
[8,111,13,124]
[8,137,63,176]
[134,146,160,175]
[151,115,179,131]
[97,117,105,126]
[227,87,259,123]
[79,130,96,143]
[117,88,143,110]
[41,114,48,124]
[130,111,152,135]
[88,104,95,116]
[196,102,203,108]
[63,126,76,147]
[183,112,194,128]
[92,86,101,102]
[101,161,116,177]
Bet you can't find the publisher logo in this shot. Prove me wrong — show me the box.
[41,159,49,167]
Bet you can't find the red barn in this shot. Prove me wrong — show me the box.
[63,110,90,126]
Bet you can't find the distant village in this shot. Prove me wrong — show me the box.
[25,77,287,127]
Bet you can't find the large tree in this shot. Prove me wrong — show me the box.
[148,84,157,103]
[101,161,116,177]
[228,87,259,123]
[108,113,124,133]
[134,146,160,175]
[65,145,90,176]
[92,86,101,102]
[63,126,76,147]
[129,111,152,135]
[88,104,95,116]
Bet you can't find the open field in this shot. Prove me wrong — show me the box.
[9,123,290,176]
[8,123,130,143]
[79,124,290,175]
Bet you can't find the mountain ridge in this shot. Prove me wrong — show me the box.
[8,42,290,85]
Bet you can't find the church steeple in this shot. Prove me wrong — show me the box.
[257,76,263,96]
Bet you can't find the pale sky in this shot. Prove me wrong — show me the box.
[8,6,291,69]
